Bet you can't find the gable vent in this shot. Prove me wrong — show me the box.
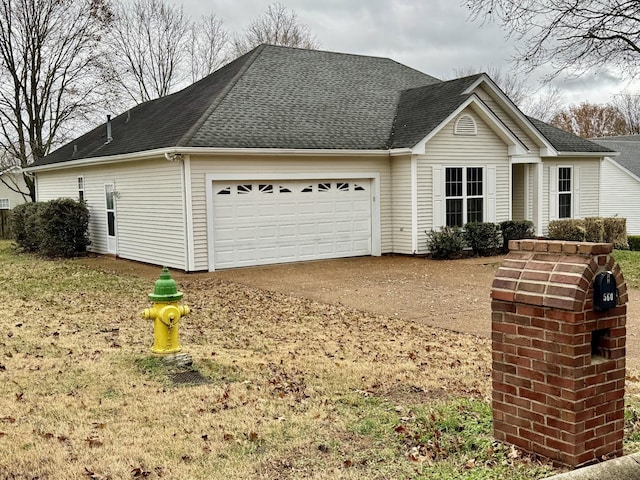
[454,114,477,136]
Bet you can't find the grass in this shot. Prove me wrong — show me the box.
[2,241,640,478]
[613,249,640,288]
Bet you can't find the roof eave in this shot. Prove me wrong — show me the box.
[555,151,618,157]
[26,146,395,172]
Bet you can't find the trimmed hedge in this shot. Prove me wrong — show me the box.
[427,226,465,259]
[463,222,502,256]
[499,220,535,252]
[548,217,628,249]
[629,236,640,251]
[11,198,89,257]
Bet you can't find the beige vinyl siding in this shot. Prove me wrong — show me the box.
[0,173,29,209]
[36,158,186,269]
[390,156,413,254]
[600,158,640,235]
[189,155,392,271]
[542,158,600,233]
[419,109,510,253]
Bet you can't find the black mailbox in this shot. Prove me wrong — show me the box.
[594,271,617,311]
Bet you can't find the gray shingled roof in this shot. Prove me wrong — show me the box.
[34,44,611,168]
[36,45,439,166]
[527,117,614,154]
[592,135,640,177]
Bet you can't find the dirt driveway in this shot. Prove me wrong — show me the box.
[81,253,640,371]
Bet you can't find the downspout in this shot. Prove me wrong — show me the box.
[165,152,193,271]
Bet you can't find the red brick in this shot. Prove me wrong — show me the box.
[504,354,532,368]
[532,402,560,418]
[491,290,515,302]
[531,317,560,331]
[505,393,532,410]
[520,428,545,445]
[493,278,518,291]
[496,268,523,280]
[517,346,545,360]
[547,417,577,433]
[526,260,556,272]
[492,321,517,334]
[504,374,532,389]
[521,270,551,282]
[517,366,545,383]
[562,244,578,254]
[493,420,518,437]
[543,296,580,311]
[517,326,545,339]
[521,387,550,403]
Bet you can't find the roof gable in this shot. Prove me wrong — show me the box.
[593,136,640,176]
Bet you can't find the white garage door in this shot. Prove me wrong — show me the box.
[212,180,372,269]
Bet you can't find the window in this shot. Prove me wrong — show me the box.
[77,176,85,202]
[0,199,9,210]
[445,167,484,227]
[558,167,572,219]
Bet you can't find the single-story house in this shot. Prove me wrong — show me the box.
[0,166,29,210]
[26,44,615,271]
[592,135,640,235]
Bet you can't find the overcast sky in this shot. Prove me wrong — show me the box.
[178,0,632,107]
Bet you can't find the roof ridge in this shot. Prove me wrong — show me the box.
[176,45,266,147]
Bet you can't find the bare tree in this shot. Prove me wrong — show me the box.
[189,13,229,83]
[550,102,628,138]
[108,0,190,104]
[522,85,565,122]
[452,65,529,106]
[612,91,640,135]
[0,0,112,201]
[231,2,320,57]
[465,0,640,79]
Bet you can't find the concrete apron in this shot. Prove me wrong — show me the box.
[544,452,640,480]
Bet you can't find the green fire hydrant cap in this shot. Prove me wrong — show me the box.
[148,267,184,302]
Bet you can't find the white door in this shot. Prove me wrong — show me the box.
[105,183,117,254]
[211,180,372,269]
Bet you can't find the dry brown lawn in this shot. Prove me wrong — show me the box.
[0,245,593,479]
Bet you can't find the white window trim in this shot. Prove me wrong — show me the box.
[0,198,9,209]
[557,165,573,219]
[444,166,486,227]
[77,176,85,202]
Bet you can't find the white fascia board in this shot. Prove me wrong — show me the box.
[555,151,618,158]
[462,74,558,155]
[411,95,528,155]
[25,147,392,172]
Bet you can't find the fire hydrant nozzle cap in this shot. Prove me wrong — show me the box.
[148,267,184,302]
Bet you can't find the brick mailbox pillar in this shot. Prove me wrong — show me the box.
[491,240,628,468]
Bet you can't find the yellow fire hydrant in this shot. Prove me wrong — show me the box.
[141,267,190,354]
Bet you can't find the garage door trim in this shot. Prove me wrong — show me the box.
[205,172,381,271]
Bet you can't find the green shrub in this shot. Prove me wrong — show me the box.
[11,202,45,252]
[499,220,535,252]
[548,219,586,242]
[603,217,628,249]
[38,198,90,257]
[11,198,89,257]
[584,217,605,243]
[463,222,502,256]
[427,226,464,259]
[629,236,640,251]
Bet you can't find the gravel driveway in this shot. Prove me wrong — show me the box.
[213,255,640,372]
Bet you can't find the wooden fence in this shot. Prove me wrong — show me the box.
[0,210,12,239]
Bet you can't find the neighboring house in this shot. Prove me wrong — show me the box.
[0,166,29,210]
[26,44,614,271]
[592,135,640,235]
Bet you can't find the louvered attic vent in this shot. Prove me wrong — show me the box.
[454,114,477,135]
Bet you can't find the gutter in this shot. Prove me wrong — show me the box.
[26,147,396,172]
[555,151,620,157]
